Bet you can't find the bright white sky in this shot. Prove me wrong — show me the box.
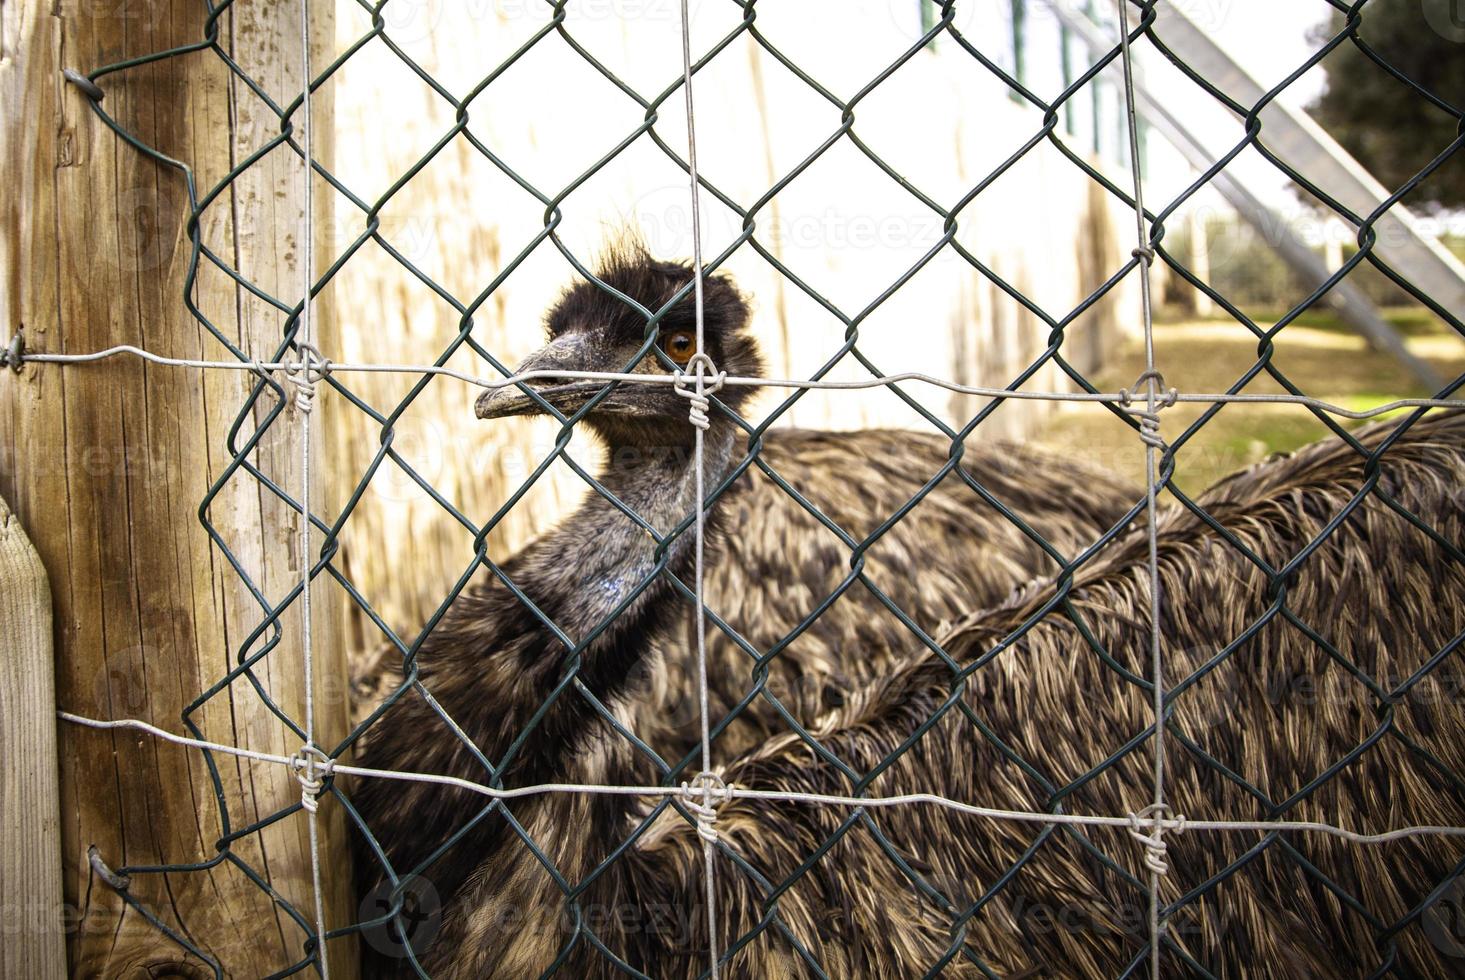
[1137,0,1334,206]
[1206,0,1333,106]
[1137,1,1463,233]
[1021,0,1341,218]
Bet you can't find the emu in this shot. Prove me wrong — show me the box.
[351,240,1136,763]
[349,242,1136,971]
[356,409,1465,977]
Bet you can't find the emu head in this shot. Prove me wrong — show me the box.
[475,240,764,443]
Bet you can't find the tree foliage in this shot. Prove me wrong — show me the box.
[1309,0,1465,210]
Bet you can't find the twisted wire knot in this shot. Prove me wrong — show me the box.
[673,352,726,431]
[1127,803,1184,876]
[1118,370,1178,451]
[62,68,105,101]
[1131,246,1156,266]
[283,343,331,414]
[291,745,334,814]
[88,845,131,892]
[681,771,731,846]
[1127,410,1165,450]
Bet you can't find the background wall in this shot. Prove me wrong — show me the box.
[320,0,1145,662]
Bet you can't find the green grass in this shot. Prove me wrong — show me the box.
[1034,312,1463,495]
[1234,305,1444,338]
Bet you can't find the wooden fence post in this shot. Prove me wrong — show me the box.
[0,2,357,976]
[0,493,65,977]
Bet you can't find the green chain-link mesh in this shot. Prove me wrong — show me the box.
[60,0,1465,976]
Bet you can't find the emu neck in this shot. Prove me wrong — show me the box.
[542,420,734,642]
[420,417,737,785]
[355,417,742,970]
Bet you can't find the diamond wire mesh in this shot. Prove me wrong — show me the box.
[43,0,1465,976]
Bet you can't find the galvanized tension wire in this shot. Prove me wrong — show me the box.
[11,344,1464,418]
[1113,1,1171,976]
[59,711,1465,847]
[293,4,331,976]
[674,2,727,977]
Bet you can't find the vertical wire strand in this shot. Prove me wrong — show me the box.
[677,0,719,976]
[297,3,330,976]
[1113,1,1166,977]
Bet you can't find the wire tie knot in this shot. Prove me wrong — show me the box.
[1118,370,1177,451]
[1119,370,1177,407]
[1,331,23,373]
[681,771,730,845]
[1131,246,1156,266]
[284,343,330,415]
[1126,409,1165,451]
[291,744,334,814]
[88,845,131,892]
[1127,804,1183,876]
[673,353,726,431]
[62,68,105,102]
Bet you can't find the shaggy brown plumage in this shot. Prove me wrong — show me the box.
[356,410,1465,978]
[351,240,1135,759]
[348,242,1136,973]
[671,425,1137,760]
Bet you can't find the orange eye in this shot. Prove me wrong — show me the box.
[663,330,697,366]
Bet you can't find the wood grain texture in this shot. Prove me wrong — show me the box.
[0,493,65,978]
[0,2,357,976]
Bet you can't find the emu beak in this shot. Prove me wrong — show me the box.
[475,335,604,420]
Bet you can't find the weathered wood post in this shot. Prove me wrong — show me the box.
[0,2,357,975]
[0,492,65,978]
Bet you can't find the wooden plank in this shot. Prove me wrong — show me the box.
[0,492,65,978]
[0,2,357,975]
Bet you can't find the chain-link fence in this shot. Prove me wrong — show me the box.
[22,0,1465,976]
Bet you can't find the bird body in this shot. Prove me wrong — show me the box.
[349,243,1136,974]
[683,410,1465,978]
[349,239,1137,765]
[355,409,1465,978]
[642,425,1139,760]
[350,241,1463,977]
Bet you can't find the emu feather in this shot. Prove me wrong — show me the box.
[356,410,1465,977]
[350,240,1136,764]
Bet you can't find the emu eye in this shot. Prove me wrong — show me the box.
[663,330,697,366]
